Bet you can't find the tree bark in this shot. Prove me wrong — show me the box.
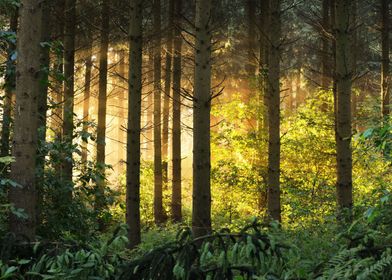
[62,0,76,188]
[381,0,390,118]
[1,10,18,160]
[192,0,212,237]
[171,0,182,223]
[351,0,358,127]
[153,0,167,225]
[9,0,43,240]
[81,36,93,165]
[97,0,109,172]
[96,0,110,226]
[162,0,174,192]
[117,49,126,168]
[246,0,257,77]
[335,0,353,210]
[257,0,270,212]
[126,0,143,249]
[321,0,330,89]
[146,50,154,161]
[266,0,281,222]
[51,0,64,144]
[36,0,52,226]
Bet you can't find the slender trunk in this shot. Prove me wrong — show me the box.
[1,10,18,160]
[37,1,51,162]
[96,0,110,226]
[351,0,358,127]
[321,0,330,89]
[381,0,390,118]
[36,0,52,226]
[246,0,257,77]
[9,0,43,240]
[97,0,109,171]
[62,0,76,188]
[51,0,64,142]
[330,0,337,129]
[192,0,212,237]
[117,50,126,168]
[335,0,353,210]
[266,0,281,222]
[257,0,270,212]
[146,50,154,160]
[163,0,174,192]
[81,37,93,164]
[171,0,182,222]
[126,0,143,249]
[153,0,167,224]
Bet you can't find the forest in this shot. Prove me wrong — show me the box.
[0,0,392,279]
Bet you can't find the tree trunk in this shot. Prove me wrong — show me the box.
[81,36,93,165]
[321,0,330,89]
[1,10,18,160]
[153,0,167,225]
[36,0,52,226]
[97,0,109,172]
[51,0,64,143]
[62,0,76,188]
[246,0,257,77]
[9,0,43,240]
[266,0,281,222]
[171,0,182,222]
[117,49,126,169]
[162,0,174,192]
[126,0,143,249]
[146,50,154,161]
[257,0,270,212]
[335,0,353,210]
[96,0,110,226]
[351,0,358,128]
[381,0,390,118]
[192,0,212,237]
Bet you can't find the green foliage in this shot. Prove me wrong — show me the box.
[120,222,291,280]
[0,156,28,236]
[37,120,117,240]
[360,123,392,160]
[0,225,129,280]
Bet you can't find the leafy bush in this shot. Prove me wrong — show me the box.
[0,225,129,280]
[120,221,292,280]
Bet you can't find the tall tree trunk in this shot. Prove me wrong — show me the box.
[192,0,212,237]
[117,49,126,169]
[266,0,281,222]
[246,0,257,77]
[97,0,109,173]
[126,0,143,249]
[36,0,52,226]
[1,10,18,159]
[96,0,110,226]
[335,0,353,210]
[9,0,43,240]
[162,0,174,192]
[146,50,154,160]
[37,1,51,165]
[62,0,76,188]
[51,0,64,142]
[153,0,167,224]
[257,0,270,212]
[171,0,182,222]
[321,0,330,89]
[1,10,18,160]
[381,0,390,118]
[81,36,93,165]
[351,0,358,127]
